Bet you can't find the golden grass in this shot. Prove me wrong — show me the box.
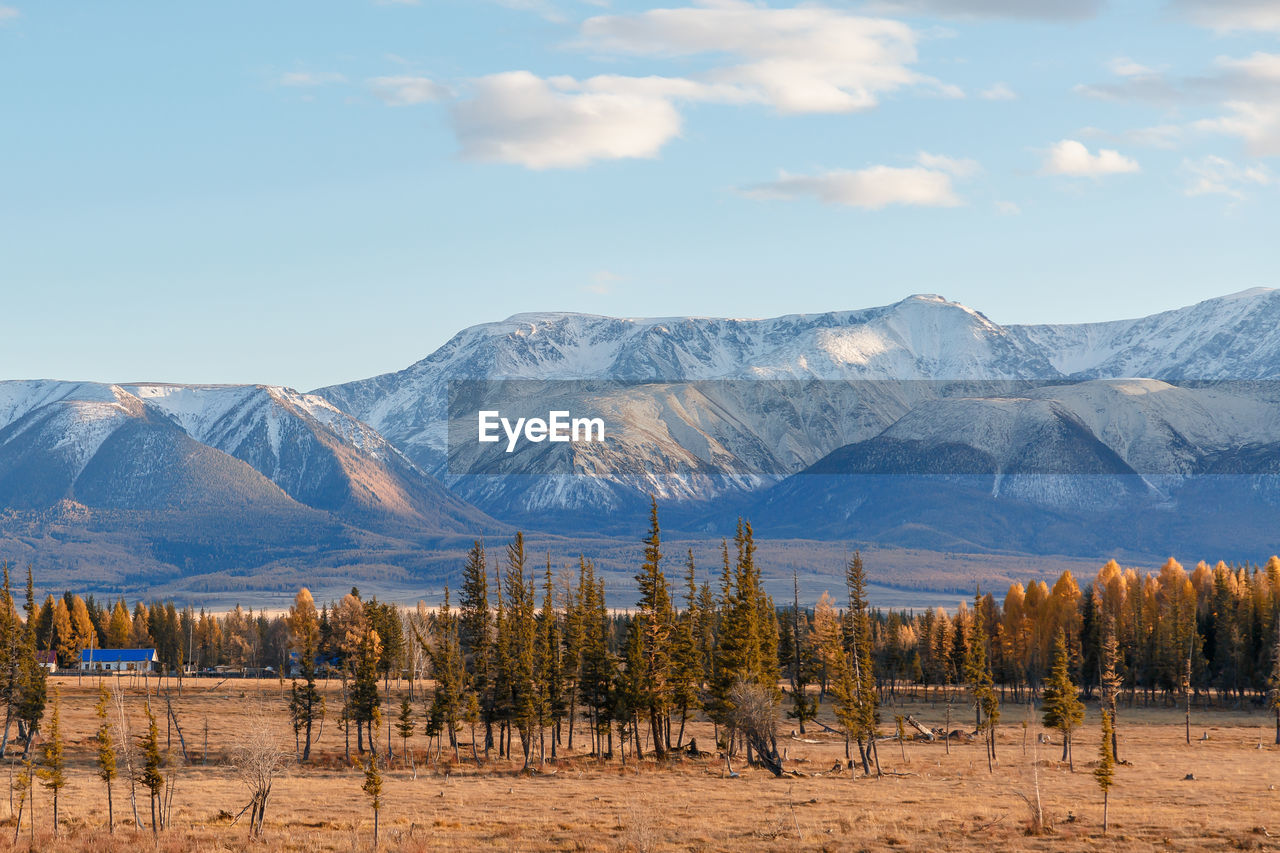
[0,676,1276,851]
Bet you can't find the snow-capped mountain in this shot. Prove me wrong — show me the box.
[316,289,1280,526]
[0,380,497,587]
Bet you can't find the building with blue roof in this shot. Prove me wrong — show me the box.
[81,648,159,672]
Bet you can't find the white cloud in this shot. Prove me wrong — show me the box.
[279,71,347,87]
[916,152,981,177]
[1040,139,1140,177]
[452,71,684,169]
[1196,100,1280,157]
[1108,57,1157,77]
[1174,0,1280,32]
[578,3,945,114]
[0,6,18,23]
[369,76,449,106]
[979,82,1016,100]
[740,153,975,209]
[995,200,1021,215]
[1080,123,1183,150]
[868,0,1100,19]
[1180,154,1273,199]
[441,3,965,169]
[584,269,623,294]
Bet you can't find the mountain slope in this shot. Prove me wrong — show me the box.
[316,289,1280,527]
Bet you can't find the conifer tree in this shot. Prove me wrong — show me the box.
[965,588,999,770]
[286,588,322,761]
[536,559,563,759]
[351,627,383,755]
[1043,630,1085,769]
[501,533,539,769]
[458,541,495,757]
[427,586,466,762]
[576,560,613,757]
[107,600,131,648]
[11,751,32,843]
[1100,616,1123,759]
[786,572,818,734]
[1268,617,1280,745]
[0,564,20,759]
[95,682,117,834]
[634,498,673,758]
[617,616,646,763]
[140,702,164,835]
[396,697,414,763]
[15,568,47,757]
[362,748,383,850]
[845,551,880,775]
[39,688,65,838]
[1095,709,1116,834]
[669,550,704,748]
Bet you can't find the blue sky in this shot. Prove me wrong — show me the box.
[3,0,1279,390]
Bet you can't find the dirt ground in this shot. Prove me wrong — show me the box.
[0,675,1276,851]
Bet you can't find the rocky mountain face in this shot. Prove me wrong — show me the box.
[316,289,1280,552]
[0,381,499,590]
[8,288,1280,593]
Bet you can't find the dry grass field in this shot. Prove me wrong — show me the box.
[0,676,1277,852]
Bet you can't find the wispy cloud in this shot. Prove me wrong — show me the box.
[577,3,950,115]
[584,270,623,294]
[739,153,977,210]
[1180,154,1273,199]
[1173,0,1280,33]
[368,76,449,105]
[278,71,347,87]
[867,0,1101,20]
[0,6,19,23]
[1040,139,1139,177]
[979,82,1016,100]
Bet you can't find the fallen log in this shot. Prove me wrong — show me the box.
[905,716,935,741]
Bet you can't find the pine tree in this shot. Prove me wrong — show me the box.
[634,498,673,758]
[1095,709,1116,834]
[536,559,563,759]
[0,564,19,759]
[1100,616,1123,759]
[669,550,704,748]
[351,627,383,755]
[965,588,999,771]
[1268,616,1280,746]
[458,540,495,758]
[140,701,164,835]
[15,568,46,757]
[845,551,880,776]
[501,533,538,769]
[107,600,131,649]
[1043,629,1085,769]
[11,751,32,843]
[39,688,66,838]
[396,697,415,765]
[286,588,323,761]
[362,748,384,850]
[427,586,466,762]
[95,682,117,834]
[786,572,818,734]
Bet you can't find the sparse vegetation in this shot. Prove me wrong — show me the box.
[0,524,1279,850]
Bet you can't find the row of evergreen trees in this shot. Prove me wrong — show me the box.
[283,502,881,777]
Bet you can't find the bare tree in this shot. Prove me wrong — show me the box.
[232,709,288,838]
[111,679,142,829]
[727,681,784,777]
